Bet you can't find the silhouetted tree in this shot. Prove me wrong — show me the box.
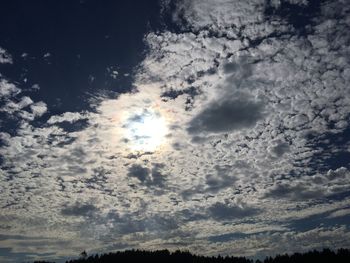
[31,248,350,263]
[80,250,87,260]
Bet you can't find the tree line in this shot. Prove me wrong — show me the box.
[32,248,350,263]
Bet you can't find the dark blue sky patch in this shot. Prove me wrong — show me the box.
[0,114,16,137]
[287,210,350,232]
[0,0,165,114]
[327,191,350,202]
[264,0,324,35]
[0,247,58,263]
[208,232,249,243]
[305,125,350,173]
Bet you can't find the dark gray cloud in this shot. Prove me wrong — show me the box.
[272,142,290,157]
[61,203,98,217]
[151,163,166,187]
[187,96,265,134]
[205,165,237,193]
[128,164,150,183]
[177,209,207,222]
[264,183,324,201]
[127,163,166,187]
[208,202,260,221]
[223,59,254,81]
[101,210,179,236]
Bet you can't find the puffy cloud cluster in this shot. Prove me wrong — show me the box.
[0,78,47,126]
[0,47,13,64]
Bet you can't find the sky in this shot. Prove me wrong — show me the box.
[0,0,350,262]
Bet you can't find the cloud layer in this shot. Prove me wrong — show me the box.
[1,0,350,261]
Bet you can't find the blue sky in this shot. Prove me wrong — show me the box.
[0,0,350,262]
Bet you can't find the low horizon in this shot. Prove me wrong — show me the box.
[32,248,350,263]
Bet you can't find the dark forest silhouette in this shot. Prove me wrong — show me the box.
[31,248,350,263]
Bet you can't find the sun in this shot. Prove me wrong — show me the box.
[123,108,168,152]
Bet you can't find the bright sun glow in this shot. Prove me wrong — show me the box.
[124,109,168,152]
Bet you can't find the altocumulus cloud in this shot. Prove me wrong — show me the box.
[1,0,350,261]
[187,95,265,134]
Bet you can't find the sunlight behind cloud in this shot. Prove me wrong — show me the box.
[123,108,168,152]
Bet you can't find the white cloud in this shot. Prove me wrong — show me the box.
[1,0,350,260]
[47,112,86,124]
[31,84,40,91]
[0,79,20,98]
[0,47,13,64]
[30,101,47,118]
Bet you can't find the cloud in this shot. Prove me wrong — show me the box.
[61,203,98,217]
[1,96,33,114]
[187,95,265,134]
[47,112,86,124]
[127,163,166,188]
[270,141,290,158]
[264,182,324,201]
[204,165,237,193]
[0,47,13,64]
[208,202,260,221]
[264,167,350,201]
[0,77,47,123]
[0,79,20,98]
[1,0,350,261]
[128,164,151,183]
[327,208,350,219]
[29,102,47,118]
